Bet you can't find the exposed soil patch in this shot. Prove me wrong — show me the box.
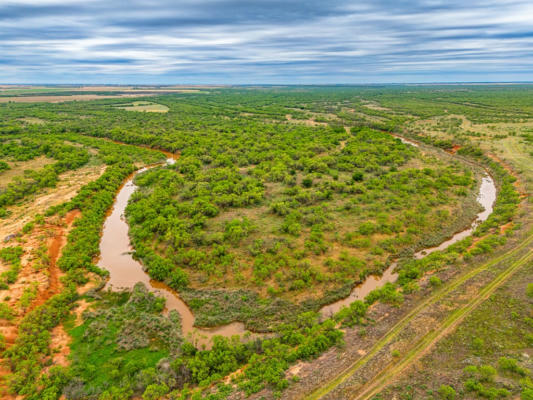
[0,209,81,397]
[447,144,462,154]
[16,117,46,125]
[0,156,55,188]
[285,114,328,127]
[360,101,391,112]
[0,163,105,240]
[113,101,169,113]
[49,324,70,367]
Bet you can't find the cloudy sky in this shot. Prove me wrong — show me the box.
[1,0,532,84]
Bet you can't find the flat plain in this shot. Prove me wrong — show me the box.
[0,85,530,400]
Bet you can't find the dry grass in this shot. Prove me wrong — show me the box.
[0,209,81,397]
[360,100,391,112]
[0,156,55,187]
[115,101,169,113]
[0,163,106,239]
[16,117,46,125]
[0,93,156,103]
[285,114,329,127]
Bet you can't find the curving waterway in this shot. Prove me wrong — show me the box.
[98,158,254,349]
[98,138,496,347]
[319,173,496,318]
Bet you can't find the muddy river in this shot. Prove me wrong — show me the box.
[319,173,496,318]
[98,142,497,346]
[98,159,253,348]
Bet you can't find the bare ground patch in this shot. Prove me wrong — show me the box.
[0,156,55,188]
[114,101,169,113]
[0,209,81,397]
[0,163,105,240]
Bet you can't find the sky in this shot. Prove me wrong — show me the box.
[1,0,533,84]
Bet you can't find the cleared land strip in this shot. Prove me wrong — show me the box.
[355,249,533,400]
[306,231,533,400]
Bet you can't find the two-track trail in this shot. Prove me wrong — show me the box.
[306,230,533,400]
[353,248,533,400]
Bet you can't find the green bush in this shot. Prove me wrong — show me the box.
[438,384,456,399]
[429,276,442,287]
[498,357,527,376]
[526,283,533,298]
[333,300,368,327]
[0,302,14,320]
[479,365,497,382]
[22,221,35,234]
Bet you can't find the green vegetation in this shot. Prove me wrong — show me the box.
[0,85,528,400]
[438,384,456,399]
[0,137,91,216]
[0,246,24,289]
[66,285,175,399]
[61,283,344,399]
[113,101,169,113]
[1,134,163,398]
[0,302,15,320]
[126,124,475,327]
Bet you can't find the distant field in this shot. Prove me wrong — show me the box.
[0,93,156,103]
[0,85,207,103]
[113,101,169,113]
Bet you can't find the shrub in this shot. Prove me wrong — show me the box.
[527,283,533,298]
[143,383,169,400]
[333,300,368,327]
[471,337,485,354]
[352,171,364,181]
[0,302,14,320]
[22,222,35,234]
[498,357,527,376]
[438,384,456,400]
[358,221,376,235]
[429,276,442,287]
[224,217,255,245]
[478,365,496,382]
[365,283,403,306]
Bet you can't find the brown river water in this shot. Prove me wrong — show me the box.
[98,159,254,348]
[319,173,496,318]
[98,139,496,346]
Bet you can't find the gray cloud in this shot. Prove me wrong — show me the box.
[0,0,532,83]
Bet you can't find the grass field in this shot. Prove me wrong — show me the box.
[0,156,54,187]
[114,101,169,113]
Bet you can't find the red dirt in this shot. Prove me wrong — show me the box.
[447,144,462,154]
[500,221,514,235]
[31,209,80,310]
[49,324,71,367]
[0,209,81,398]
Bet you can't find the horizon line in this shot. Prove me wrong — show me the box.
[2,81,533,87]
